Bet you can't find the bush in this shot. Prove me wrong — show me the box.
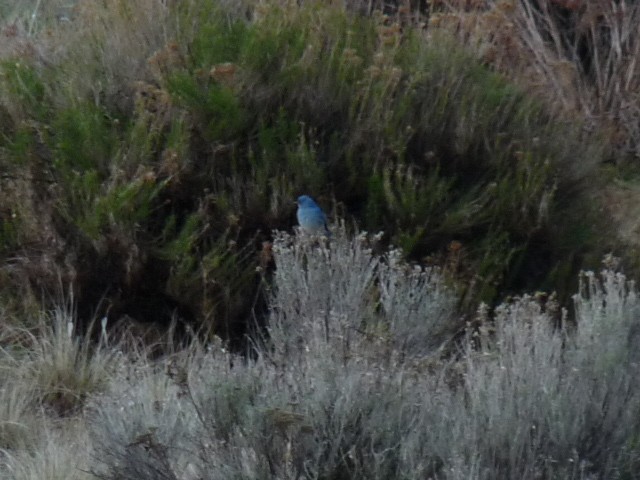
[88,229,458,479]
[0,0,606,342]
[88,231,640,479]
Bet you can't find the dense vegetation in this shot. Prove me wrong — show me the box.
[1,0,640,478]
[0,0,616,340]
[2,230,640,479]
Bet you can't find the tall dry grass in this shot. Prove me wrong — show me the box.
[432,0,640,161]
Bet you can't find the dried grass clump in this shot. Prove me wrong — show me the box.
[4,299,119,417]
[0,373,36,451]
[0,297,116,479]
[432,0,640,160]
[0,419,95,480]
[0,0,183,117]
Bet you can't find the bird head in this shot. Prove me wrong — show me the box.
[297,195,316,208]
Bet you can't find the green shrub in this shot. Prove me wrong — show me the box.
[0,0,606,340]
[0,61,48,120]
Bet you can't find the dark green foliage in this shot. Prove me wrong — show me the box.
[190,16,247,67]
[0,61,47,120]
[3,126,34,165]
[51,106,115,173]
[0,210,19,254]
[168,73,247,141]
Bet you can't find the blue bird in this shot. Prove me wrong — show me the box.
[296,195,330,236]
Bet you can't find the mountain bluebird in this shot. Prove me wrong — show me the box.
[296,195,330,236]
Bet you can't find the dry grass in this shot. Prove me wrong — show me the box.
[0,0,178,118]
[0,230,638,479]
[1,418,95,480]
[0,297,118,419]
[432,0,640,161]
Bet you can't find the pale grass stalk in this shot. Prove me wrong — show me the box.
[436,0,640,155]
[1,418,94,480]
[0,378,35,450]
